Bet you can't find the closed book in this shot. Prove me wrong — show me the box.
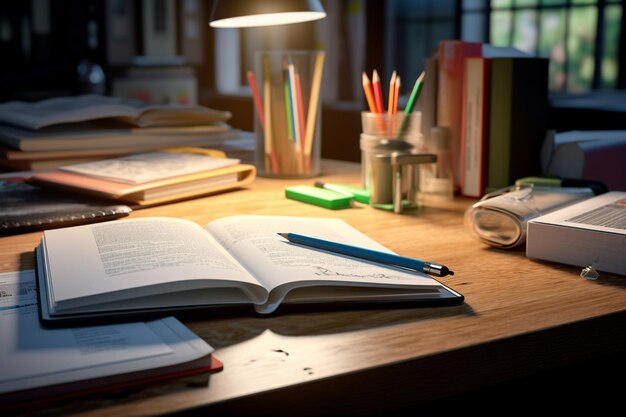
[527,191,626,276]
[30,152,256,206]
[461,46,529,197]
[543,130,626,191]
[487,57,549,191]
[436,40,482,191]
[0,177,132,236]
[0,269,222,407]
[0,95,231,131]
[0,143,235,172]
[461,57,491,197]
[0,123,235,152]
[1,156,106,172]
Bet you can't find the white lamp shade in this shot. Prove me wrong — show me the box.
[209,0,326,28]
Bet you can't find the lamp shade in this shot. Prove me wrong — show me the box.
[209,0,326,28]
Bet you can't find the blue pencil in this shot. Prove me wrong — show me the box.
[277,232,454,277]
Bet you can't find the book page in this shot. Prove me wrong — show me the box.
[43,217,264,311]
[533,191,626,233]
[0,95,146,130]
[205,215,444,312]
[0,270,214,396]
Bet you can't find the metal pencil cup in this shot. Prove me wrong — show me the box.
[252,50,325,178]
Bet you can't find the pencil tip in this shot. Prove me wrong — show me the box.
[277,233,288,239]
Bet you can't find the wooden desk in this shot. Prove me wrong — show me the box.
[2,160,625,416]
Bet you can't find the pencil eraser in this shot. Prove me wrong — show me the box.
[285,185,353,210]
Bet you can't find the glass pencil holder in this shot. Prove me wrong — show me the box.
[252,50,325,178]
[360,111,432,211]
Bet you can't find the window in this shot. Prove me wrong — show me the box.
[384,0,458,96]
[485,0,623,91]
[385,0,624,92]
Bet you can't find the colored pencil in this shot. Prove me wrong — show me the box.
[387,70,397,116]
[247,70,264,130]
[404,71,425,115]
[397,71,425,138]
[393,75,400,115]
[372,69,384,113]
[304,52,324,159]
[287,57,302,152]
[361,72,377,113]
[278,232,454,277]
[262,55,278,173]
[295,72,306,145]
[283,62,294,143]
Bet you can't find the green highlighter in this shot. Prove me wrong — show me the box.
[285,185,354,210]
[313,182,370,204]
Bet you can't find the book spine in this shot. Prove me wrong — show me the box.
[508,58,549,184]
[487,58,514,192]
[436,41,482,192]
[487,57,549,192]
[461,57,491,198]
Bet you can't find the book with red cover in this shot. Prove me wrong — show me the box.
[1,355,223,408]
[461,56,491,197]
[437,40,482,192]
[0,298,223,409]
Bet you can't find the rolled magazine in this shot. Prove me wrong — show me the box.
[465,185,595,248]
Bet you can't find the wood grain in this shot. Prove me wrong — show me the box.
[3,159,626,416]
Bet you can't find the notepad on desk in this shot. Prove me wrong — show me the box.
[0,270,222,407]
[30,148,256,206]
[35,215,463,325]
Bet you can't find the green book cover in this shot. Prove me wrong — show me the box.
[488,57,549,192]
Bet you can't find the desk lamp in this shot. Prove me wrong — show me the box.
[209,0,326,28]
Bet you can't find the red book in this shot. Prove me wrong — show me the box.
[0,312,223,409]
[436,40,482,191]
[461,57,491,197]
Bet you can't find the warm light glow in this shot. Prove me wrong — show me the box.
[210,11,326,28]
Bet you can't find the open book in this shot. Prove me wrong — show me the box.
[36,215,463,323]
[0,270,222,406]
[0,95,231,130]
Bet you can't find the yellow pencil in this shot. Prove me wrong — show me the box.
[304,52,324,159]
[387,70,396,116]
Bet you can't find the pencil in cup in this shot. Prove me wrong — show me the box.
[252,50,324,178]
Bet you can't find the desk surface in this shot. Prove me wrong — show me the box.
[2,159,626,416]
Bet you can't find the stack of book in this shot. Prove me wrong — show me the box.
[429,41,549,197]
[29,148,256,207]
[0,95,239,171]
